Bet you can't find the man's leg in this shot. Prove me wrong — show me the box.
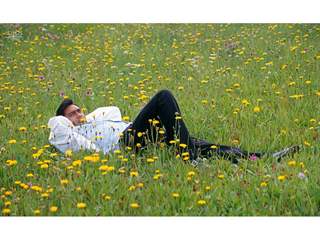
[190,137,263,163]
[127,89,196,154]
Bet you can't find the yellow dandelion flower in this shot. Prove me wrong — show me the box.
[126,146,132,151]
[60,179,69,185]
[99,165,114,172]
[218,174,225,180]
[114,149,122,155]
[147,158,155,163]
[72,160,82,167]
[34,209,41,215]
[128,185,136,191]
[65,149,73,157]
[6,160,17,166]
[210,145,218,149]
[197,200,207,206]
[130,171,139,177]
[290,46,298,51]
[19,127,27,132]
[122,116,130,121]
[153,174,163,180]
[182,156,189,161]
[26,173,34,178]
[187,171,196,177]
[77,202,86,209]
[182,152,189,157]
[152,120,160,125]
[137,132,143,137]
[84,154,100,162]
[50,153,58,157]
[232,139,239,144]
[288,160,296,167]
[4,201,11,207]
[289,94,304,99]
[20,183,29,190]
[172,192,180,198]
[304,141,311,147]
[31,186,42,192]
[136,183,144,188]
[8,139,17,144]
[179,143,187,148]
[104,195,111,201]
[260,182,268,187]
[277,175,286,181]
[158,130,165,135]
[241,99,250,106]
[2,208,11,215]
[40,163,48,169]
[41,193,49,198]
[130,203,139,209]
[49,206,58,213]
[253,106,261,113]
[4,191,12,196]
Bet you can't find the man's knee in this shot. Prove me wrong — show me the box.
[157,89,173,98]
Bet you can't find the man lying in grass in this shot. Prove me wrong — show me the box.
[48,89,299,165]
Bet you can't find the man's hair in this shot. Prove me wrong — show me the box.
[56,99,74,116]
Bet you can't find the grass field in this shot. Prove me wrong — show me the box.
[0,24,319,216]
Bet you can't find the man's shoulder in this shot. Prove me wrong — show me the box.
[48,116,74,128]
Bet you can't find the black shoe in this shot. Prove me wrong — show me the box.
[272,145,300,162]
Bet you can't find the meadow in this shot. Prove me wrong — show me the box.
[0,24,319,216]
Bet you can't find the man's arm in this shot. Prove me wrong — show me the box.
[86,106,123,122]
[48,116,100,153]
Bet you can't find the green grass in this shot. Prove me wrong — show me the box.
[0,24,319,216]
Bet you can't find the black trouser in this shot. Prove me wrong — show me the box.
[122,89,263,163]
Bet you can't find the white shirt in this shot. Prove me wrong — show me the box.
[48,106,131,154]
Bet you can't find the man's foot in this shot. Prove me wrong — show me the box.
[272,145,300,161]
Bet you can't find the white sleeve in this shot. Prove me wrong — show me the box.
[47,116,100,153]
[86,106,123,122]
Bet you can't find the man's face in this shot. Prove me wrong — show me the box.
[64,104,85,126]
